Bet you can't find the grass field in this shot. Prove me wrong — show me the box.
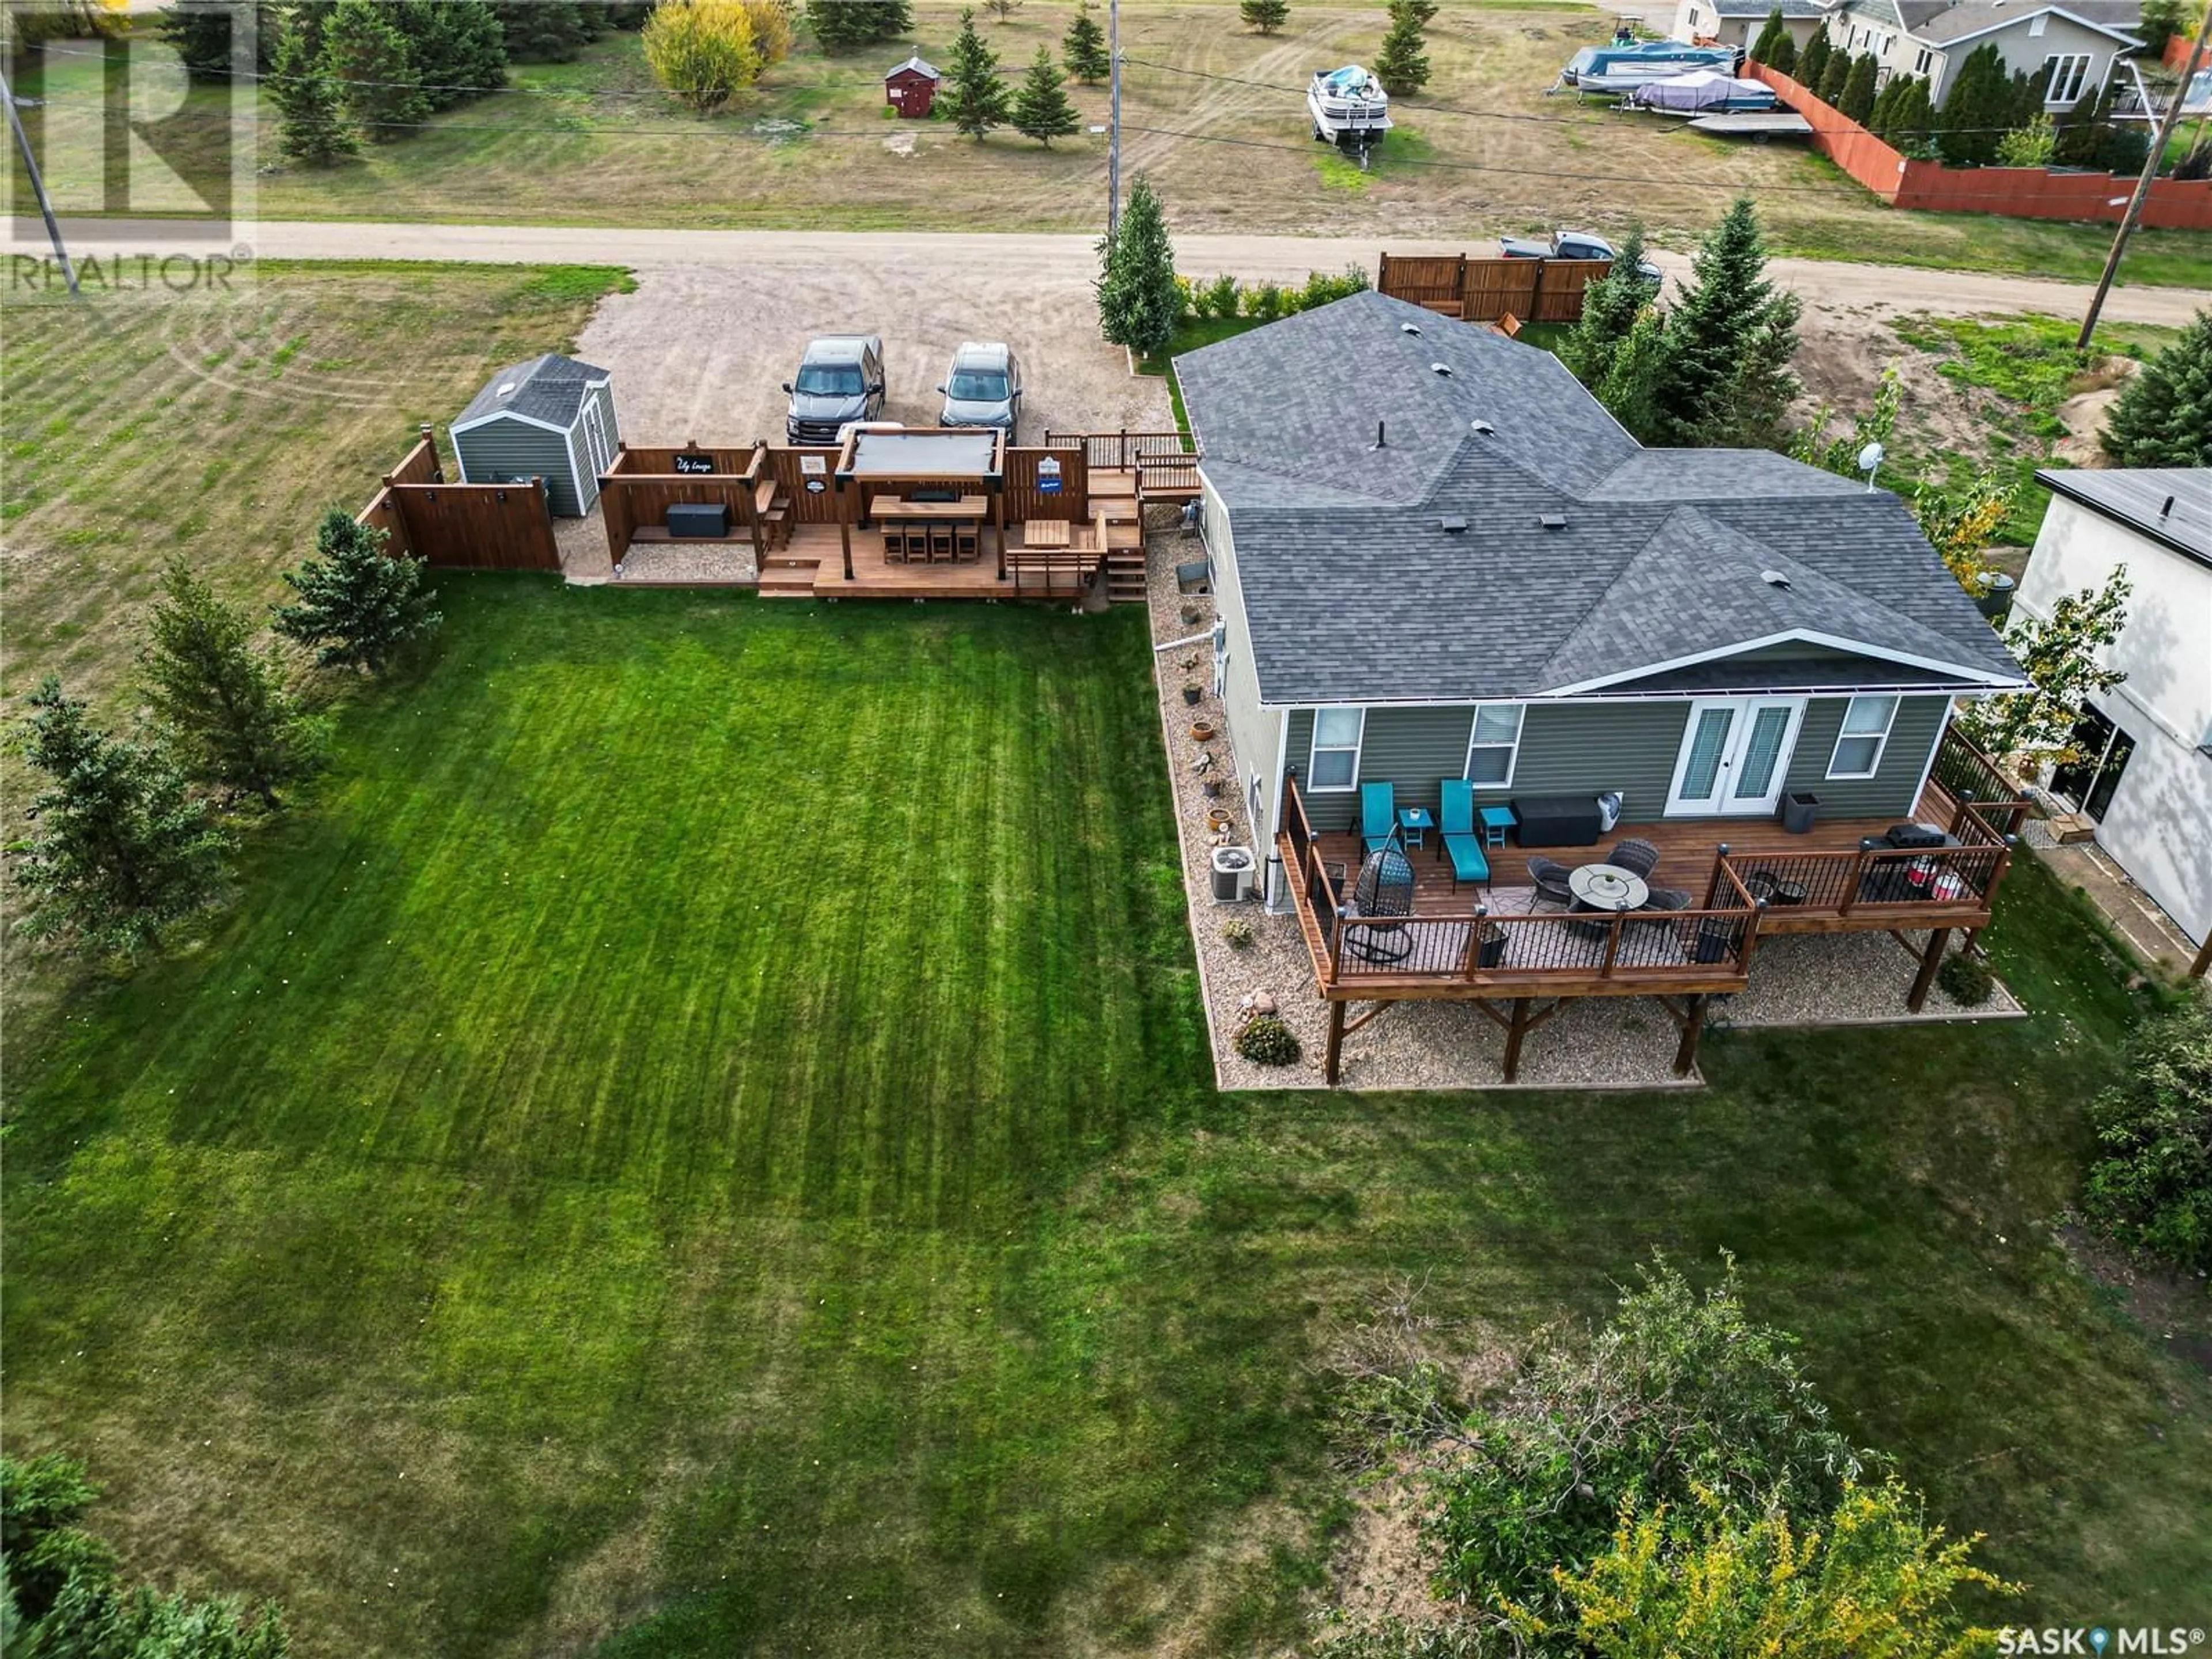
[12,3,2212,287]
[5,267,2211,1657]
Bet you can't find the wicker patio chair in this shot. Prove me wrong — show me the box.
[1608,837,1662,881]
[1527,855,1577,911]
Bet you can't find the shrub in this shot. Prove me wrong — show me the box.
[1296,264,1369,310]
[1936,951,1995,1006]
[1995,112,2055,168]
[2083,1001,2212,1274]
[642,0,762,113]
[1221,917,1256,950]
[273,509,443,673]
[1196,273,1237,319]
[1236,1013,1301,1065]
[1240,279,1287,320]
[740,0,793,68]
[2102,310,2212,467]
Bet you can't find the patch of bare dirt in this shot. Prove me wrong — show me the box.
[2058,1223,2212,1381]
[2054,359,2137,468]
[1789,305,1991,459]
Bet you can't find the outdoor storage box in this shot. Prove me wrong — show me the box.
[667,503,729,538]
[1781,791,1821,834]
[1510,794,1604,847]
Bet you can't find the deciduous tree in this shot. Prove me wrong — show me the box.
[272,510,443,673]
[138,558,324,809]
[1374,0,1430,95]
[642,0,762,112]
[941,7,1012,138]
[1063,0,1108,79]
[1955,568,2130,771]
[1012,43,1079,144]
[321,0,430,141]
[2084,1000,2212,1275]
[2101,309,2212,465]
[1095,173,1179,359]
[12,679,233,957]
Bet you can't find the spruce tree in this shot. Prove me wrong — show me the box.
[1884,73,1934,153]
[273,512,442,673]
[1865,73,1901,137]
[1795,26,1830,92]
[1012,43,1080,144]
[1838,50,1877,122]
[1239,0,1288,32]
[806,0,911,50]
[1559,224,1656,393]
[1095,173,1180,361]
[270,13,356,164]
[395,0,508,109]
[2101,310,2212,467]
[941,7,1010,139]
[1749,6,1793,72]
[491,0,588,59]
[1063,0,1108,81]
[323,0,431,141]
[13,679,233,957]
[1648,196,1801,447]
[1374,0,1430,95]
[138,559,323,809]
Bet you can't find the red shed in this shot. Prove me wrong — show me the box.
[884,54,940,118]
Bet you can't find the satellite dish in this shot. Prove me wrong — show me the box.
[1857,440,1885,492]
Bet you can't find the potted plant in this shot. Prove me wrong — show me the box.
[1181,680,1202,705]
[1206,806,1233,833]
[1202,774,1222,798]
[1191,719,1217,743]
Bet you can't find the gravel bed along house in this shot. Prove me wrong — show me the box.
[607,539,759,586]
[1145,526,2022,1091]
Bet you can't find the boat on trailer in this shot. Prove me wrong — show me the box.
[1560,40,1736,93]
[1308,65,1392,146]
[1627,69,1779,112]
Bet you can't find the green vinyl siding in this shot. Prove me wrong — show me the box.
[454,416,585,515]
[1508,702,1688,822]
[1786,694,1949,817]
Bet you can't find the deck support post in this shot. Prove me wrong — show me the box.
[1907,926,1952,1013]
[1673,994,1706,1076]
[1324,998,1346,1085]
[1502,997,1531,1082]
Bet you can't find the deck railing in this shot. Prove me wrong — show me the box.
[1279,773,1759,991]
[1044,429,1196,469]
[1716,834,2011,922]
[1929,722,2035,837]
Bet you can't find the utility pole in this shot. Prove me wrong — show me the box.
[1,62,79,298]
[1107,0,1122,239]
[2077,6,2210,350]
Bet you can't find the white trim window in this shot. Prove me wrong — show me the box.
[1913,45,1933,74]
[1309,707,1365,791]
[2043,51,2091,104]
[1828,694,1900,778]
[1464,703,1526,787]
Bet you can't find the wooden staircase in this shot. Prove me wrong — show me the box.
[753,478,819,598]
[1092,467,1146,605]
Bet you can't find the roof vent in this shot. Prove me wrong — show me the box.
[1372,420,1387,450]
[1430,362,1454,377]
[2160,493,2175,518]
[496,381,517,396]
[1440,514,1469,533]
[1762,569,1793,589]
[1471,418,1496,435]
[1539,512,1567,530]
[1400,321,1422,336]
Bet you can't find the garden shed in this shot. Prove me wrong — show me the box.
[884,54,940,117]
[452,354,620,518]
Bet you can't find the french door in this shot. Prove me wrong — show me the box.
[1665,698,1806,816]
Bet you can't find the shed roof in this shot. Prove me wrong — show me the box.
[454,354,609,433]
[2036,466,2212,570]
[885,54,940,80]
[1173,291,2026,706]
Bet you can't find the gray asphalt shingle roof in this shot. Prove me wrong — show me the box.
[1711,0,1828,16]
[456,354,608,430]
[1175,291,2024,706]
[2036,465,2212,570]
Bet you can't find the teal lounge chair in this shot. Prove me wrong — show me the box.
[1438,779,1492,893]
[1358,782,1399,855]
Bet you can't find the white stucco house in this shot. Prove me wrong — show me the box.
[2018,468,2212,952]
[1672,0,1831,52]
[1816,0,2142,108]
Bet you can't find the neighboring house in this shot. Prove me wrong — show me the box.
[2018,468,2212,950]
[1674,0,1831,53]
[1815,0,2142,108]
[1171,291,2026,910]
[452,354,620,518]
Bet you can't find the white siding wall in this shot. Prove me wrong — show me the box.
[2017,494,2212,946]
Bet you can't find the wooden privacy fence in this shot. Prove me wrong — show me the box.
[1377,253,1612,324]
[597,442,769,566]
[357,426,560,572]
[1003,444,1090,523]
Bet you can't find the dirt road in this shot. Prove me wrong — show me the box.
[14,219,2205,327]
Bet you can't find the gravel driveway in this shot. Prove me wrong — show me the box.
[574,258,1172,446]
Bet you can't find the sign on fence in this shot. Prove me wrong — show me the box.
[673,453,715,474]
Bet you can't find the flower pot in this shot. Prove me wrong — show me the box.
[1206,808,1233,834]
[1476,923,1508,969]
[1181,684,1202,705]
[1202,775,1222,798]
[1779,791,1820,835]
[1190,720,1217,743]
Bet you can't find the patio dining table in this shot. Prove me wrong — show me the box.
[1569,863,1649,913]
